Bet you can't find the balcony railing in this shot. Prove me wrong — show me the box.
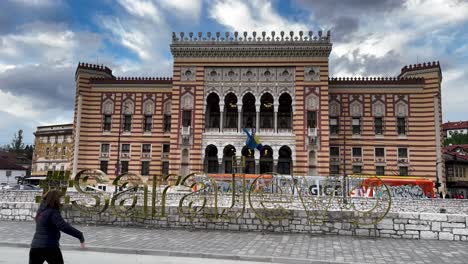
[375,157,386,163]
[352,157,362,163]
[308,127,317,137]
[100,152,109,158]
[204,127,219,133]
[330,156,340,163]
[121,152,130,159]
[259,128,275,134]
[398,158,409,164]
[162,152,169,159]
[181,126,191,136]
[277,128,292,134]
[141,152,151,159]
[222,128,237,133]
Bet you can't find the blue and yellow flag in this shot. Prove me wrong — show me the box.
[243,128,263,152]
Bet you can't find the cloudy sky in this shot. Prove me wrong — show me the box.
[0,0,467,145]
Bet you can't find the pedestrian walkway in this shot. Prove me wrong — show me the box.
[1,221,467,264]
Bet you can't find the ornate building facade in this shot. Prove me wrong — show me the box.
[72,31,444,186]
[32,124,74,177]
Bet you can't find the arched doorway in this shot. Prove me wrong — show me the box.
[224,93,238,131]
[277,146,292,175]
[242,146,255,174]
[260,145,273,174]
[223,145,236,173]
[278,93,292,131]
[242,93,256,129]
[204,145,219,173]
[260,93,274,132]
[205,93,220,130]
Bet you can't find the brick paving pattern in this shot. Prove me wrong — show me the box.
[1,221,468,263]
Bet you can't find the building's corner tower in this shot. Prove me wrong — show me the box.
[72,63,114,176]
[399,62,444,189]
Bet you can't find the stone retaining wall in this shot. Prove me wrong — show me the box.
[2,195,468,241]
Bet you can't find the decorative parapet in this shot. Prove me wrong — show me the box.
[170,31,332,58]
[328,76,425,86]
[89,76,173,84]
[398,61,441,78]
[76,62,113,76]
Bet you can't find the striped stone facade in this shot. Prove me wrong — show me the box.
[71,31,443,186]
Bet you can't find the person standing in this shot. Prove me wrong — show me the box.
[30,189,85,264]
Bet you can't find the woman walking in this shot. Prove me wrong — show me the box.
[30,189,85,264]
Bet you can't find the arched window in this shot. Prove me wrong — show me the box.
[223,145,236,173]
[122,99,134,132]
[242,146,255,174]
[277,146,292,175]
[278,93,293,129]
[204,145,219,173]
[224,93,238,130]
[242,93,256,129]
[259,146,273,174]
[205,93,220,129]
[142,100,154,132]
[260,93,274,130]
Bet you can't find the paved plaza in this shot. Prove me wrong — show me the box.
[1,221,468,264]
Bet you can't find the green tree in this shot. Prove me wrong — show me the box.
[444,133,468,146]
[9,129,25,154]
[24,144,34,160]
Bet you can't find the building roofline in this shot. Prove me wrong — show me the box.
[398,61,441,78]
[328,76,425,85]
[170,31,332,58]
[76,62,113,76]
[171,31,331,44]
[36,123,73,129]
[89,76,173,85]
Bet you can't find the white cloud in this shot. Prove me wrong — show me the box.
[209,0,308,33]
[159,0,203,20]
[442,68,468,119]
[403,0,468,27]
[0,22,101,65]
[100,17,153,60]
[117,0,162,23]
[0,90,38,119]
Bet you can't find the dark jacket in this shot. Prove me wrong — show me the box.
[31,203,84,248]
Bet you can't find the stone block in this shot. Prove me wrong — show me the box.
[399,212,419,219]
[355,229,370,236]
[439,232,454,240]
[453,228,468,235]
[406,224,430,231]
[441,222,465,228]
[379,229,396,234]
[394,219,408,224]
[420,231,438,239]
[338,230,352,236]
[419,213,447,222]
[431,222,441,231]
[448,215,466,223]
[405,230,419,235]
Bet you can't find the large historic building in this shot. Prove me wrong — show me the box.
[72,31,444,186]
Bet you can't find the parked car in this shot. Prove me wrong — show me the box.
[0,184,14,190]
